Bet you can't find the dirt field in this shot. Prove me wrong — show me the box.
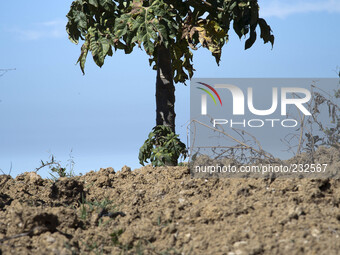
[0,147,340,255]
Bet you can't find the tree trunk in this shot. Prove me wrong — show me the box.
[156,44,176,133]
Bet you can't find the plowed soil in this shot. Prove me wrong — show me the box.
[0,147,340,255]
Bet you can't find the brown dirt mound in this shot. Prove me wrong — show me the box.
[1,150,340,254]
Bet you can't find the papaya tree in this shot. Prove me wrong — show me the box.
[66,0,274,165]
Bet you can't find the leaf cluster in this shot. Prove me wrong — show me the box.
[139,125,187,166]
[67,0,274,82]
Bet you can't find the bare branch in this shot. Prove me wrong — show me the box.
[0,68,16,77]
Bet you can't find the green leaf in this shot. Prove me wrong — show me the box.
[98,0,115,11]
[77,43,89,74]
[233,20,243,39]
[258,18,274,47]
[142,34,154,55]
[89,0,98,8]
[245,29,257,50]
[75,12,88,30]
[100,37,111,56]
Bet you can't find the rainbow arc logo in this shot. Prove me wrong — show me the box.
[196,82,222,106]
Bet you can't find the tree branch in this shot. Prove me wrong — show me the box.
[0,68,16,77]
[201,0,224,12]
[191,0,225,12]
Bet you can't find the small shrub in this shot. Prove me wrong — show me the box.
[139,125,187,167]
[78,196,116,222]
[35,152,75,181]
[110,229,124,246]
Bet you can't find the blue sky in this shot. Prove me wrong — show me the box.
[0,0,339,177]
